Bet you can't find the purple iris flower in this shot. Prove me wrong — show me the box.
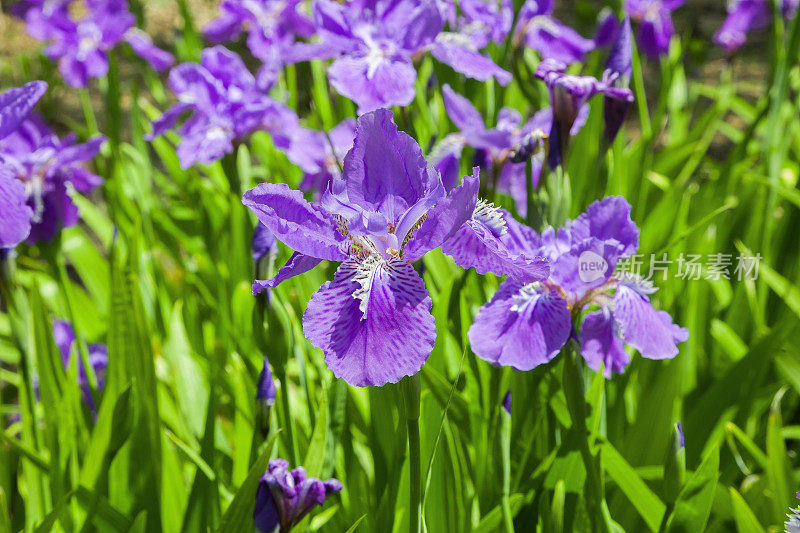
[273,119,357,194]
[464,196,688,376]
[146,46,296,169]
[440,197,549,283]
[437,0,514,46]
[0,81,47,249]
[253,223,278,264]
[253,222,278,304]
[254,354,276,435]
[18,0,173,88]
[0,114,105,245]
[0,81,48,142]
[204,0,316,90]
[714,0,798,52]
[125,28,176,72]
[788,493,800,533]
[311,0,511,114]
[535,59,634,167]
[12,0,73,41]
[434,83,589,216]
[515,0,594,65]
[594,8,621,48]
[53,320,108,412]
[625,0,685,59]
[603,17,633,145]
[501,390,511,414]
[254,459,342,532]
[243,109,546,386]
[256,355,276,406]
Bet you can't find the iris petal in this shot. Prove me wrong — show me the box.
[614,284,688,359]
[303,258,435,387]
[253,252,323,294]
[579,310,629,377]
[468,279,571,370]
[243,182,349,262]
[0,168,33,248]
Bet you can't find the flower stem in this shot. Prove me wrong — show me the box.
[403,374,422,533]
[500,407,514,533]
[221,151,241,197]
[45,241,99,399]
[79,89,99,137]
[0,258,47,518]
[276,366,298,465]
[562,344,608,532]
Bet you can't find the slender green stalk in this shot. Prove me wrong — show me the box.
[310,60,335,129]
[500,406,514,533]
[525,156,535,228]
[0,259,47,522]
[562,343,608,532]
[403,374,422,533]
[276,366,298,465]
[657,503,674,533]
[79,89,99,136]
[630,44,651,140]
[46,242,99,397]
[221,151,241,197]
[257,294,298,464]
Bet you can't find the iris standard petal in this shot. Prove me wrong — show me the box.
[168,63,224,112]
[397,0,443,50]
[314,0,357,50]
[339,109,435,223]
[402,169,479,262]
[203,8,243,42]
[201,45,256,90]
[303,258,435,387]
[569,195,639,256]
[550,237,625,296]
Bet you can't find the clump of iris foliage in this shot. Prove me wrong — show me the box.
[2,0,800,531]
